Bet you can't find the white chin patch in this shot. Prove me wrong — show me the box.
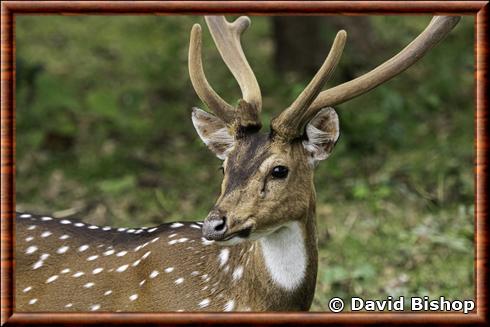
[259,221,307,291]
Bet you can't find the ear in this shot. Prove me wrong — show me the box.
[302,107,340,165]
[192,108,235,160]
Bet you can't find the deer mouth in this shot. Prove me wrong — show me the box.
[222,225,253,241]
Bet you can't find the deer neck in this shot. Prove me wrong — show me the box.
[249,202,318,310]
[259,221,310,290]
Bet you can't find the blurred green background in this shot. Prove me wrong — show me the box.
[16,15,474,311]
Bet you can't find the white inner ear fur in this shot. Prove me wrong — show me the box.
[302,107,340,166]
[191,108,235,160]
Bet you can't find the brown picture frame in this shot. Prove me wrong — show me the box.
[1,0,487,325]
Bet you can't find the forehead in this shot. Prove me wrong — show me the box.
[226,132,271,171]
[224,132,272,191]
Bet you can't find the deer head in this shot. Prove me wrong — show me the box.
[189,16,460,244]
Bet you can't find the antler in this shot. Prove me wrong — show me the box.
[272,16,461,141]
[270,30,347,140]
[189,16,262,131]
[189,24,235,124]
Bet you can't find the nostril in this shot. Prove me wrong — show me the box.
[214,216,227,232]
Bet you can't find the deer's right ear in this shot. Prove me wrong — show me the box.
[192,108,235,160]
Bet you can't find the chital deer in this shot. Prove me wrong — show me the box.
[16,15,460,312]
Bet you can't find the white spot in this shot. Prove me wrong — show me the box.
[23,286,32,293]
[84,282,95,288]
[191,271,199,276]
[88,225,99,230]
[93,268,103,274]
[117,227,127,232]
[164,267,174,273]
[78,245,89,252]
[233,266,243,281]
[57,246,69,254]
[102,226,111,231]
[260,221,307,290]
[65,303,73,308]
[150,237,160,243]
[103,249,114,256]
[25,236,34,242]
[127,229,135,233]
[90,304,100,311]
[139,280,146,286]
[224,300,235,311]
[41,216,53,221]
[135,230,144,234]
[74,223,84,227]
[32,261,43,269]
[190,224,201,229]
[40,231,52,238]
[168,233,177,238]
[26,246,38,254]
[116,264,128,272]
[27,225,37,231]
[40,253,49,260]
[28,298,38,305]
[219,248,229,267]
[168,240,178,245]
[116,251,127,257]
[141,251,151,259]
[46,275,59,283]
[59,234,70,240]
[201,274,209,280]
[132,259,141,267]
[87,255,99,261]
[73,271,85,278]
[104,290,112,296]
[174,277,184,285]
[198,299,210,308]
[20,214,32,218]
[148,227,158,233]
[149,270,159,278]
[129,294,138,301]
[60,220,71,224]
[170,223,184,228]
[177,238,188,243]
[61,268,71,274]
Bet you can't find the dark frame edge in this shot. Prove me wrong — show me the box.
[1,1,15,326]
[475,1,489,324]
[1,0,488,325]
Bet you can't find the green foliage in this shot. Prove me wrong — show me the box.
[16,15,474,310]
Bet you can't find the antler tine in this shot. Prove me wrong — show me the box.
[271,30,347,140]
[309,16,461,114]
[189,23,235,124]
[272,16,460,141]
[205,16,262,114]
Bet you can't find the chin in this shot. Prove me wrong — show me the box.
[215,236,250,246]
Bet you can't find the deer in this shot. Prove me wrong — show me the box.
[15,15,460,312]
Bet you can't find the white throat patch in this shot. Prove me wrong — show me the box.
[259,221,307,291]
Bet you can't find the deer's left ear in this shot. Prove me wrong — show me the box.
[192,108,235,160]
[302,107,340,165]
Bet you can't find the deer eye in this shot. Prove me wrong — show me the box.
[271,166,288,179]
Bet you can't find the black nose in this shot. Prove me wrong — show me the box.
[203,213,227,241]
